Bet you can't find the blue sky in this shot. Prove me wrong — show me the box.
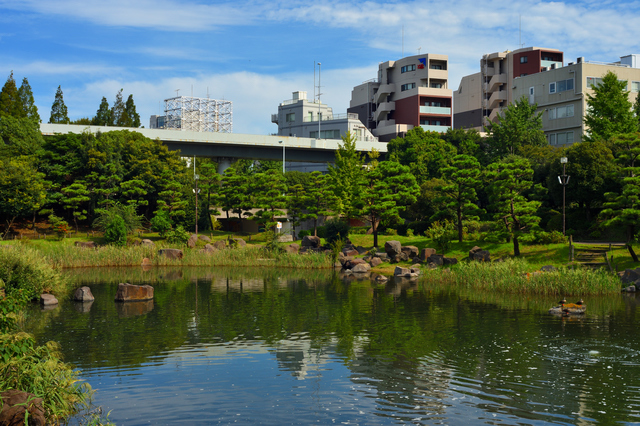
[1,0,639,135]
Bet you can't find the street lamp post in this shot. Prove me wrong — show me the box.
[317,62,321,140]
[558,157,570,235]
[279,140,285,173]
[194,173,199,237]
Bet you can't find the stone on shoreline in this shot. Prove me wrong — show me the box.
[115,283,154,302]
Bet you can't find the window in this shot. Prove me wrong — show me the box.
[556,131,574,145]
[520,56,528,64]
[430,64,443,70]
[557,78,574,92]
[548,104,575,120]
[308,112,313,121]
[401,64,416,73]
[549,108,556,120]
[430,82,442,89]
[587,77,625,89]
[285,113,295,123]
[401,83,416,91]
[549,134,556,145]
[632,81,640,92]
[549,82,556,94]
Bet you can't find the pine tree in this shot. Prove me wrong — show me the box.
[634,95,640,131]
[49,85,70,124]
[584,71,636,142]
[18,77,40,124]
[92,96,112,126]
[121,94,141,127]
[328,131,365,220]
[0,71,22,118]
[111,89,125,126]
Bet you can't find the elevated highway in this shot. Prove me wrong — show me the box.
[40,124,387,168]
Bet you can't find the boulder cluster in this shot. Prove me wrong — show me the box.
[620,268,640,292]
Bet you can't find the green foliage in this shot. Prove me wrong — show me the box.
[328,132,365,220]
[48,214,69,240]
[388,127,457,183]
[250,169,287,231]
[121,94,141,127]
[485,96,546,159]
[0,156,47,236]
[0,333,92,424]
[584,71,636,142]
[17,77,40,124]
[262,230,283,255]
[92,97,112,126]
[521,230,567,245]
[62,182,90,231]
[426,220,456,254]
[324,218,350,245]
[93,202,143,235]
[329,238,343,265]
[49,85,70,124]
[166,225,190,245]
[0,114,45,157]
[103,215,127,246]
[384,228,398,235]
[487,157,544,256]
[0,72,21,118]
[220,166,252,220]
[110,89,125,126]
[150,210,172,237]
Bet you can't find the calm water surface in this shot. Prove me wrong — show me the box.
[23,267,640,425]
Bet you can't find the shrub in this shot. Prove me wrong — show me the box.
[166,225,190,245]
[426,220,456,254]
[298,229,311,239]
[406,228,414,237]
[384,228,398,236]
[93,203,143,234]
[522,230,567,245]
[324,218,350,244]
[0,247,66,304]
[150,210,173,237]
[103,215,127,246]
[350,227,368,235]
[48,214,69,240]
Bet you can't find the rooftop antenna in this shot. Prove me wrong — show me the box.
[313,61,316,103]
[175,89,180,97]
[418,46,422,55]
[402,25,404,57]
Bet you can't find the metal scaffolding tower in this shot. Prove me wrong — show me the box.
[164,96,233,133]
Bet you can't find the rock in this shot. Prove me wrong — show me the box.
[427,254,444,266]
[40,294,58,306]
[370,257,383,267]
[187,234,198,248]
[384,240,402,257]
[301,235,321,248]
[344,258,367,269]
[278,234,293,243]
[372,273,389,282]
[427,262,438,269]
[73,286,94,302]
[410,263,421,269]
[621,268,640,284]
[231,238,247,247]
[334,261,342,269]
[351,263,371,273]
[625,285,637,293]
[198,235,212,243]
[213,240,227,250]
[391,252,409,263]
[471,250,490,262]
[420,248,437,261]
[141,239,155,247]
[203,244,217,254]
[74,241,96,249]
[356,246,368,255]
[375,252,390,261]
[394,266,411,276]
[74,301,94,313]
[0,390,45,426]
[540,265,557,272]
[158,248,183,259]
[342,248,359,257]
[141,257,153,266]
[401,245,419,258]
[443,257,458,265]
[410,267,421,276]
[284,243,300,254]
[115,283,154,302]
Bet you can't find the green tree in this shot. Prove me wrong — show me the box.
[388,127,457,183]
[61,182,90,232]
[485,96,546,159]
[599,132,640,261]
[120,94,141,127]
[156,171,188,221]
[442,127,489,165]
[487,157,543,256]
[103,215,127,246]
[150,210,172,236]
[0,115,44,157]
[634,94,640,131]
[328,131,365,220]
[93,202,142,235]
[584,71,636,142]
[0,157,47,237]
[92,96,112,126]
[250,169,287,231]
[17,77,40,124]
[111,89,125,126]
[434,154,484,242]
[360,159,419,248]
[301,171,338,237]
[220,166,252,220]
[0,72,22,118]
[49,86,70,124]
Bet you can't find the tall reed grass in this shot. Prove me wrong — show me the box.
[421,259,621,296]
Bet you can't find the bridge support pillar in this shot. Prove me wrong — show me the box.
[216,157,235,175]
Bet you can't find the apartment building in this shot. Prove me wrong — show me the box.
[272,91,377,142]
[454,47,564,130]
[512,55,640,146]
[348,53,452,142]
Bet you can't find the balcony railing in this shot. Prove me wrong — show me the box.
[420,124,451,133]
[302,113,360,123]
[419,106,451,115]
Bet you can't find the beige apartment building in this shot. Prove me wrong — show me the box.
[349,53,452,142]
[454,47,564,130]
[512,55,640,146]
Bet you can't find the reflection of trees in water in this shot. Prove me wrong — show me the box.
[23,268,640,424]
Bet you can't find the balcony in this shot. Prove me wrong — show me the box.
[271,114,278,124]
[374,84,395,104]
[488,73,507,92]
[428,69,448,80]
[375,102,395,122]
[421,124,451,133]
[420,106,451,115]
[488,90,507,109]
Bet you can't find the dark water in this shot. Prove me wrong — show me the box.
[23,267,640,425]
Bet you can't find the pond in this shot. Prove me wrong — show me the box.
[23,267,640,425]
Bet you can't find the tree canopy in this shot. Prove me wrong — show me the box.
[584,71,636,142]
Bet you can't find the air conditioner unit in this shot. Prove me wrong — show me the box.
[577,57,583,63]
[550,64,556,70]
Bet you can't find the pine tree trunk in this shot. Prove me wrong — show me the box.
[513,235,520,256]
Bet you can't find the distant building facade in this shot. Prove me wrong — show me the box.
[272,91,377,142]
[454,47,564,130]
[512,54,640,146]
[349,53,452,142]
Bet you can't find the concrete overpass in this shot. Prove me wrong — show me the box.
[40,124,387,172]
